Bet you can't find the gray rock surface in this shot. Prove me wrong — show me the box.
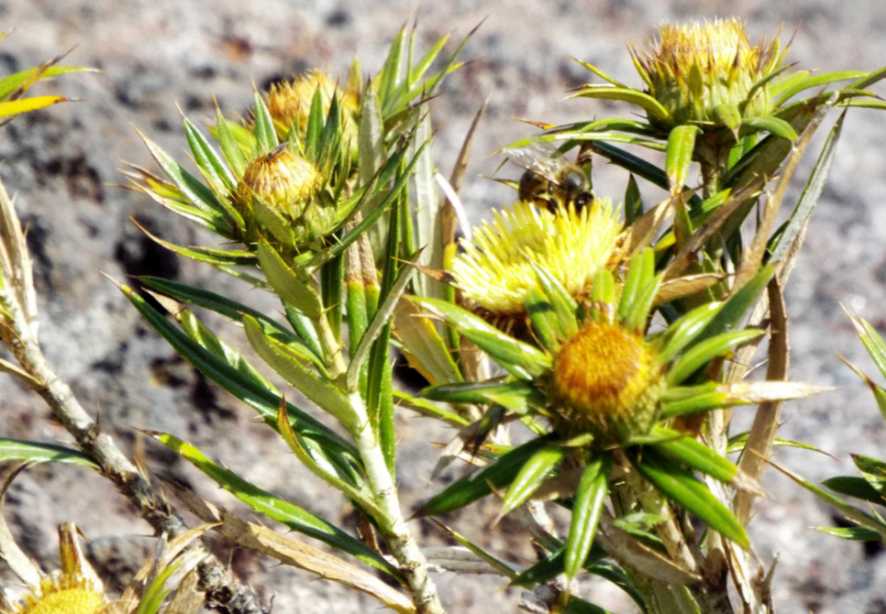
[1,0,885,612]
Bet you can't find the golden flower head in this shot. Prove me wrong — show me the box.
[266,70,358,138]
[452,200,621,317]
[2,523,106,614]
[631,18,784,127]
[234,145,323,221]
[551,320,664,443]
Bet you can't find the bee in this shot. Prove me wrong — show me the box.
[505,142,594,211]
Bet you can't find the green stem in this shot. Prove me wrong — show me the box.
[348,391,445,614]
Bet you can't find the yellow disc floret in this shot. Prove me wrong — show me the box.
[9,575,105,614]
[552,321,663,442]
[631,18,784,126]
[452,200,621,316]
[235,146,323,220]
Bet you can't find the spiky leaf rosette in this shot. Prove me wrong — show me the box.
[520,18,885,198]
[413,247,826,588]
[630,18,784,129]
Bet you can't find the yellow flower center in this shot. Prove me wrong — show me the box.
[552,321,662,441]
[11,576,105,614]
[235,146,322,220]
[452,200,621,316]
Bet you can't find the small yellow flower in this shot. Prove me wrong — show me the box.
[266,70,358,137]
[551,320,663,442]
[452,200,621,317]
[2,523,106,614]
[630,18,784,127]
[234,145,323,220]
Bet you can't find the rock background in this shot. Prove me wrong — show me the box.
[1,0,885,612]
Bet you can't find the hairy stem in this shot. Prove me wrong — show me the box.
[349,391,445,614]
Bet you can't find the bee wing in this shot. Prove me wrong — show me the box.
[502,142,566,178]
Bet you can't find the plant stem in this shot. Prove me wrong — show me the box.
[315,248,442,611]
[349,391,445,614]
[0,293,266,613]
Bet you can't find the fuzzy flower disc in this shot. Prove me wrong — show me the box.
[7,575,106,614]
[552,321,662,441]
[631,18,783,126]
[452,200,621,316]
[235,146,323,220]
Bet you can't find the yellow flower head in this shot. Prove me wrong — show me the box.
[266,70,358,137]
[452,200,621,316]
[234,145,323,220]
[551,320,663,442]
[3,524,106,614]
[631,18,784,126]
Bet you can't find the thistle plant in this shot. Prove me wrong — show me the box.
[117,27,467,613]
[1,16,885,614]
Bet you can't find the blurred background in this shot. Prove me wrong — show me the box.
[1,1,885,611]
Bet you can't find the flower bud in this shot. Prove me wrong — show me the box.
[631,19,784,128]
[234,146,322,221]
[266,70,358,138]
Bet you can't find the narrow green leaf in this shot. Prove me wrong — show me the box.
[393,390,470,427]
[532,264,579,340]
[573,85,670,123]
[183,117,237,191]
[412,297,552,379]
[417,435,554,516]
[848,313,886,379]
[252,92,279,153]
[564,458,608,579]
[137,276,321,359]
[152,433,394,575]
[823,476,885,505]
[634,452,749,548]
[0,438,97,468]
[422,380,539,414]
[696,264,775,341]
[816,526,883,541]
[618,248,655,323]
[0,65,94,100]
[256,240,323,318]
[119,284,358,459]
[243,316,357,430]
[852,454,886,495]
[624,174,643,224]
[667,329,764,385]
[656,302,724,363]
[214,108,249,177]
[743,115,798,141]
[773,70,867,106]
[348,259,417,390]
[137,131,230,230]
[498,446,566,519]
[649,427,738,485]
[590,142,669,191]
[412,112,438,298]
[665,125,699,193]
